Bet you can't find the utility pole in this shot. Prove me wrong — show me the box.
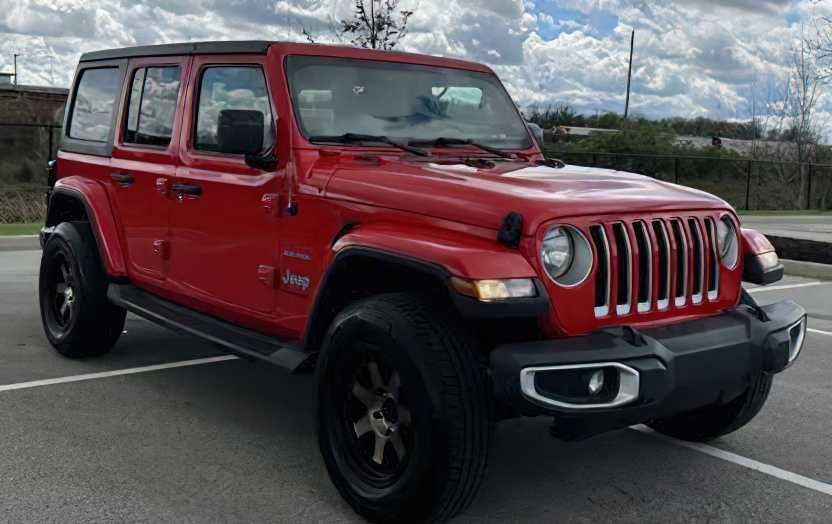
[13,53,19,86]
[624,30,634,119]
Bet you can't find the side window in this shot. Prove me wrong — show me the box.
[68,68,121,142]
[194,66,275,154]
[124,66,181,147]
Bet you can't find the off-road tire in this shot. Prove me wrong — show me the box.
[39,221,126,358]
[648,372,773,442]
[316,293,491,523]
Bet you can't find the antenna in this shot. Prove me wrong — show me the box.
[624,30,634,119]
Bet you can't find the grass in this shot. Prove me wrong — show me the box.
[0,222,41,236]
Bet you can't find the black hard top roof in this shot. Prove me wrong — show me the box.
[79,41,273,62]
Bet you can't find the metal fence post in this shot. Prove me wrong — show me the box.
[47,126,54,161]
[806,163,814,210]
[674,157,679,184]
[745,160,752,210]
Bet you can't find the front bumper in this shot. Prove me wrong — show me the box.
[491,300,806,438]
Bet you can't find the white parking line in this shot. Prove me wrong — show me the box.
[0,355,238,393]
[808,328,832,337]
[747,281,828,294]
[632,426,832,496]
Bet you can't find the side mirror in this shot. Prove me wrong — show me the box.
[217,109,265,155]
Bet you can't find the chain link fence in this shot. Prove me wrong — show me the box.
[546,150,832,211]
[1,124,831,224]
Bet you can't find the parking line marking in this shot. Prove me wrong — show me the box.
[746,281,828,294]
[0,355,238,393]
[808,328,832,337]
[632,426,832,496]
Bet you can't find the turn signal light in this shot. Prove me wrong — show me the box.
[450,277,537,302]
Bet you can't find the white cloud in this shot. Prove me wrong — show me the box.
[0,0,825,132]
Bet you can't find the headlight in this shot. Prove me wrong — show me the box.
[716,216,739,268]
[541,227,574,279]
[541,225,593,286]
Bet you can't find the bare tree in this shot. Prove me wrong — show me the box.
[750,33,824,208]
[303,0,414,50]
[806,1,832,79]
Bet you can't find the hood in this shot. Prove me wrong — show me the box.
[323,157,731,235]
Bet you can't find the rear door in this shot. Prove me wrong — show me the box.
[168,56,282,315]
[110,56,190,284]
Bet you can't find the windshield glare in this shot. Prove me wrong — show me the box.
[286,56,532,149]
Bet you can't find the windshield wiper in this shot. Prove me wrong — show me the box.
[308,133,430,157]
[411,137,516,159]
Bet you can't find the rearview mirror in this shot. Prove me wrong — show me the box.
[217,109,264,155]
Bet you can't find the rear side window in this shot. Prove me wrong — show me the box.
[194,66,274,153]
[68,68,121,142]
[125,66,181,147]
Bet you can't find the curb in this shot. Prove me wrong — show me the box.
[782,259,832,281]
[768,236,832,265]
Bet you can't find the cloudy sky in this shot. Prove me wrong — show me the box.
[1,0,830,124]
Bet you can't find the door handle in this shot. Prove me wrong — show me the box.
[111,172,134,187]
[171,183,203,199]
[155,177,169,195]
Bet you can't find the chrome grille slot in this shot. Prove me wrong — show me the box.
[579,213,721,320]
[652,220,671,310]
[670,219,688,306]
[633,221,652,313]
[704,217,719,299]
[590,225,611,317]
[612,223,632,315]
[688,218,705,304]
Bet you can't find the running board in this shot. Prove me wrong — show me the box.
[107,284,312,373]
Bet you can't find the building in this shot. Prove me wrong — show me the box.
[0,83,69,125]
[0,84,69,186]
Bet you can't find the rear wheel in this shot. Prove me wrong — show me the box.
[648,372,773,442]
[316,293,491,523]
[39,222,126,358]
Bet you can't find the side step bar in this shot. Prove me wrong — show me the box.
[107,284,312,373]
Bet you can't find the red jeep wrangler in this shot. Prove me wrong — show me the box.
[39,41,806,523]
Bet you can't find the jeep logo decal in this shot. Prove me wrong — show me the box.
[282,269,311,292]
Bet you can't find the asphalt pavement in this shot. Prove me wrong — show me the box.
[1,248,831,522]
[741,215,832,243]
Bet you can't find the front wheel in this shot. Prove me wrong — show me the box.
[316,293,491,523]
[648,372,773,442]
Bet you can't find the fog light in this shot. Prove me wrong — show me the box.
[788,317,807,363]
[587,370,605,395]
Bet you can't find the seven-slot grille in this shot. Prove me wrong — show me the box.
[589,215,721,318]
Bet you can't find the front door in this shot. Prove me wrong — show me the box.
[169,59,281,315]
[110,57,189,284]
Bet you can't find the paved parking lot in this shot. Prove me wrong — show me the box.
[1,247,831,522]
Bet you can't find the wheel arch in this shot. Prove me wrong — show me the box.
[303,247,455,353]
[303,223,548,354]
[43,178,127,279]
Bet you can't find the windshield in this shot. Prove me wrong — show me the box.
[286,56,532,150]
